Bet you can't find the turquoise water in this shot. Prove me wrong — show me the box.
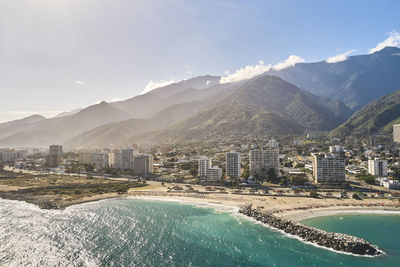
[0,198,399,266]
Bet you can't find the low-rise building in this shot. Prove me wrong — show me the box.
[206,166,222,182]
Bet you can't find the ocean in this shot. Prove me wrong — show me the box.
[0,198,399,266]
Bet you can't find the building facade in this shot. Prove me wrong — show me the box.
[46,145,62,168]
[268,139,279,149]
[113,148,135,170]
[225,151,241,179]
[249,149,279,176]
[206,166,222,182]
[394,124,400,143]
[133,154,153,176]
[91,152,110,170]
[329,145,344,153]
[368,158,388,177]
[198,157,212,178]
[313,153,345,184]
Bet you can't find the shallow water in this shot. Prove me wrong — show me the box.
[0,198,399,266]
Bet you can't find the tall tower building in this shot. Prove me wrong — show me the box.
[249,149,279,176]
[198,157,212,178]
[368,158,388,177]
[313,153,345,184]
[226,151,241,179]
[133,154,154,176]
[46,145,62,168]
[393,124,400,143]
[114,148,135,170]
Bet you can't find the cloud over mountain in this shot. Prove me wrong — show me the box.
[272,55,304,70]
[141,80,176,94]
[220,60,271,83]
[369,30,400,53]
[326,50,356,63]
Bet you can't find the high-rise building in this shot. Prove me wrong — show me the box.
[113,148,135,170]
[206,166,222,182]
[91,152,110,170]
[198,157,212,178]
[268,139,279,149]
[0,149,19,163]
[313,153,345,184]
[46,145,62,168]
[368,158,388,177]
[249,149,279,176]
[226,151,241,179]
[393,124,400,143]
[133,154,153,176]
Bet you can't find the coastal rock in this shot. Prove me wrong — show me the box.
[239,205,382,256]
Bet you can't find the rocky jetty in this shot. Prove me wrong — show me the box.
[239,205,382,256]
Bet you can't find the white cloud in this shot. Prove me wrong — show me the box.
[369,30,400,54]
[220,60,271,83]
[224,70,230,75]
[75,80,85,85]
[141,79,176,94]
[326,50,356,63]
[272,55,304,70]
[187,70,193,74]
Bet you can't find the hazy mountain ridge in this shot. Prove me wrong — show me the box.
[0,102,130,147]
[136,75,351,143]
[0,115,46,140]
[331,88,400,136]
[267,46,400,110]
[64,84,238,148]
[110,75,221,118]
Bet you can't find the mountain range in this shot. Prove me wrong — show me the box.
[1,47,400,148]
[268,46,400,110]
[331,88,400,137]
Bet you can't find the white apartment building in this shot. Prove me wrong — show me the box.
[91,152,109,170]
[249,149,280,176]
[226,151,241,179]
[268,139,279,149]
[394,124,400,143]
[368,158,388,177]
[206,166,222,182]
[133,154,153,176]
[198,157,212,178]
[329,145,344,153]
[313,153,345,184]
[0,149,20,163]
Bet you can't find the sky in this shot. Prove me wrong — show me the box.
[1,0,400,123]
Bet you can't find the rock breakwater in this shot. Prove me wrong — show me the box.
[239,205,382,256]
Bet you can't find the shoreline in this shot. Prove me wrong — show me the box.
[278,207,400,222]
[2,192,399,257]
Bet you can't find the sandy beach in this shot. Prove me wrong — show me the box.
[125,181,400,222]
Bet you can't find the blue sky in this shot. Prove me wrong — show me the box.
[1,0,400,122]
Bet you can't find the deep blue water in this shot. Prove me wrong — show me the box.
[0,198,399,266]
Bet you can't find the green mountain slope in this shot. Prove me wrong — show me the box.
[267,47,400,110]
[331,89,400,136]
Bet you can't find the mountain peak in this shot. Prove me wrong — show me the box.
[375,46,400,54]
